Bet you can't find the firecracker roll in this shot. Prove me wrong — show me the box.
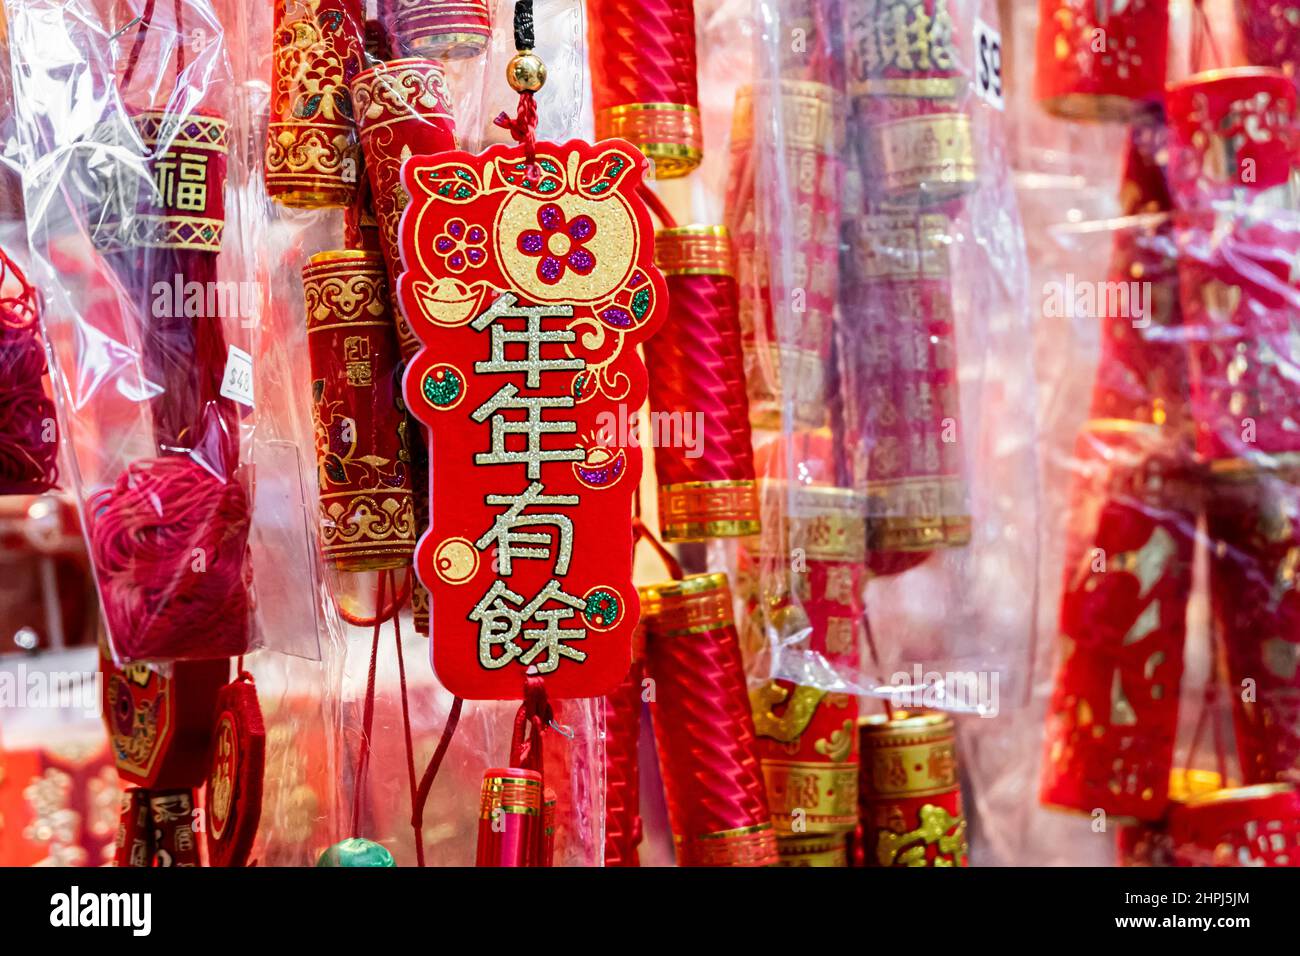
[1165,67,1300,470]
[303,250,415,571]
[726,81,839,429]
[641,573,779,866]
[1034,0,1169,122]
[476,767,545,867]
[1240,1,1300,78]
[586,0,702,178]
[601,629,644,866]
[265,0,366,208]
[857,710,968,867]
[839,206,969,552]
[381,0,490,59]
[1041,117,1199,822]
[843,0,976,202]
[350,58,457,359]
[149,789,201,867]
[1115,769,1223,866]
[1206,470,1300,784]
[1167,782,1300,866]
[749,484,865,840]
[645,225,759,542]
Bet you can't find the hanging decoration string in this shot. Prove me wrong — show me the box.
[349,567,389,837]
[494,0,543,180]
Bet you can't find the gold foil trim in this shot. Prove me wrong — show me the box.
[776,834,848,866]
[873,113,976,200]
[659,480,760,542]
[731,81,836,152]
[676,821,780,866]
[639,572,734,635]
[596,103,702,179]
[762,760,860,833]
[654,225,732,276]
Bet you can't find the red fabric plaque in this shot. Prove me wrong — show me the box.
[398,139,666,700]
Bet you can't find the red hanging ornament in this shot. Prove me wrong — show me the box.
[1034,0,1170,121]
[0,248,58,495]
[204,672,266,868]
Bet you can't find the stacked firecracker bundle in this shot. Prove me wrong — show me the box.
[1037,0,1300,866]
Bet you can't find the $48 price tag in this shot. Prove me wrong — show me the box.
[220,345,255,408]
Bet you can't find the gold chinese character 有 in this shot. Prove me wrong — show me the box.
[343,336,373,387]
[151,150,210,212]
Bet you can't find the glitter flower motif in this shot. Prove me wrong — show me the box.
[517,203,597,285]
[434,218,487,274]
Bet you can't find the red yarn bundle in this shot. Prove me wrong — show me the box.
[0,250,58,494]
[88,456,252,661]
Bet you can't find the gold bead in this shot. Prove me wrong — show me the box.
[507,51,547,93]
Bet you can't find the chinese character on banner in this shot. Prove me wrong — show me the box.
[399,140,667,699]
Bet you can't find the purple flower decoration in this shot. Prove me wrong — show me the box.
[517,202,597,286]
[434,217,487,274]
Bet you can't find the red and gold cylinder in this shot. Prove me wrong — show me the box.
[1115,769,1223,866]
[839,207,969,553]
[749,485,864,848]
[725,81,839,429]
[646,225,759,542]
[475,767,544,867]
[1239,1,1300,78]
[380,0,490,59]
[350,58,458,359]
[1034,0,1170,122]
[303,250,416,571]
[641,573,779,866]
[857,710,968,867]
[586,0,702,178]
[843,0,976,202]
[265,0,366,207]
[1166,68,1300,469]
[601,630,644,866]
[1168,782,1300,866]
[148,789,200,867]
[114,789,152,867]
[776,834,849,866]
[1206,471,1300,784]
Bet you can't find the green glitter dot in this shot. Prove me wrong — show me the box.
[631,287,651,320]
[423,368,462,407]
[584,589,619,627]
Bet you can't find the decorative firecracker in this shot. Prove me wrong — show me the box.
[857,710,968,867]
[1115,769,1224,866]
[1168,783,1300,866]
[350,58,458,360]
[641,573,780,866]
[843,0,977,201]
[748,484,865,848]
[601,625,645,866]
[1034,0,1170,121]
[726,80,840,429]
[839,207,970,553]
[265,0,366,207]
[303,249,416,571]
[586,0,703,178]
[1041,116,1202,822]
[381,0,491,60]
[646,225,759,542]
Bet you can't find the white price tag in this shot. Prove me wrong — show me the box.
[220,345,255,408]
[974,18,1005,111]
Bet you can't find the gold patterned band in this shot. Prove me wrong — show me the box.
[757,481,868,563]
[859,711,959,800]
[479,773,544,819]
[776,833,848,867]
[597,102,702,179]
[865,475,970,552]
[732,81,836,153]
[654,225,732,276]
[658,479,761,542]
[762,760,860,833]
[872,113,976,201]
[676,821,780,866]
[747,344,828,431]
[639,572,734,635]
